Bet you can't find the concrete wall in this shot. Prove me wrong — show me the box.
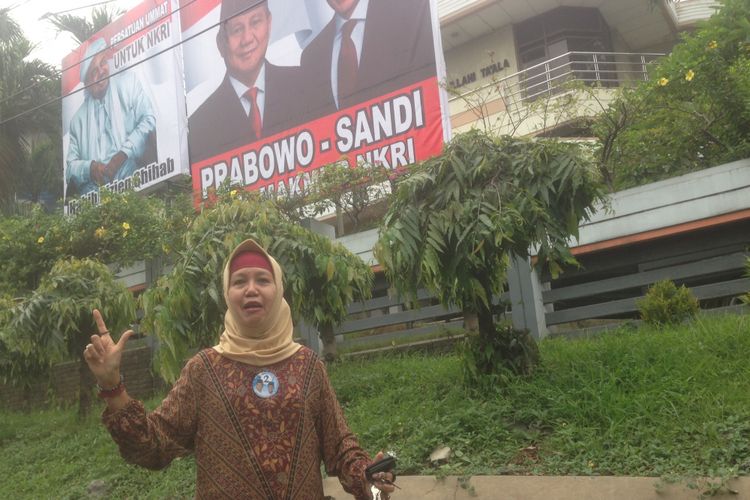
[0,343,161,412]
[574,158,750,250]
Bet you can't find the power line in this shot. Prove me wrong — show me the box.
[4,0,34,13]
[0,0,267,127]
[0,0,201,108]
[41,0,120,17]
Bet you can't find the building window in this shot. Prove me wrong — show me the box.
[514,7,615,99]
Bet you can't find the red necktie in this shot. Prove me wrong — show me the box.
[245,87,262,139]
[337,19,358,107]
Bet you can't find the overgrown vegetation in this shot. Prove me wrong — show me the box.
[0,190,192,297]
[1,315,748,498]
[1,258,136,417]
[637,280,700,326]
[141,191,373,380]
[593,0,750,189]
[275,161,393,237]
[0,9,61,213]
[459,324,540,390]
[376,130,602,377]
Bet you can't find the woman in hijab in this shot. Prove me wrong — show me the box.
[84,239,395,499]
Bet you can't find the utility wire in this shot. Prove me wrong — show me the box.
[0,0,267,127]
[0,0,202,107]
[3,0,34,13]
[42,0,120,17]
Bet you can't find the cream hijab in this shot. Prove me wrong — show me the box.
[213,239,302,365]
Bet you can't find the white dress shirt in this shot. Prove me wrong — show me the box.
[330,0,370,108]
[229,63,267,122]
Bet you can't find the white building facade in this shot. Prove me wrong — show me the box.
[437,0,720,136]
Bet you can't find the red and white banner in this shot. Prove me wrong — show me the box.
[61,0,189,214]
[182,0,450,202]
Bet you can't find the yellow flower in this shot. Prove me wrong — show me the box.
[230,189,238,198]
[685,69,694,81]
[587,461,595,468]
[37,236,45,244]
[707,40,718,50]
[121,222,131,231]
[94,227,106,239]
[658,77,669,87]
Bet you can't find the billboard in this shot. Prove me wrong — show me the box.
[61,0,189,214]
[181,0,450,201]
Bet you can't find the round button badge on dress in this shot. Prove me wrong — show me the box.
[252,371,279,398]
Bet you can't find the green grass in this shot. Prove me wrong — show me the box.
[1,314,749,498]
[0,396,196,499]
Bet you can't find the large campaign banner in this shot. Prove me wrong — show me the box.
[181,0,450,201]
[61,0,189,214]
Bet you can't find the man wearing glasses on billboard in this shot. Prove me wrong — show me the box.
[188,0,305,163]
[66,38,157,197]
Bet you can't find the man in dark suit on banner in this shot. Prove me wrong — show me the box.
[189,0,305,163]
[300,0,437,116]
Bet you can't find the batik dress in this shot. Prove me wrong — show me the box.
[103,346,371,499]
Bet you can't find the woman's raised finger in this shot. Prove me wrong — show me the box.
[93,309,109,335]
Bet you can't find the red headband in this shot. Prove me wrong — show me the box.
[230,251,273,275]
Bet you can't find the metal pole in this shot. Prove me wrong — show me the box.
[593,53,601,83]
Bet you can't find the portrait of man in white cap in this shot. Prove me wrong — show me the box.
[66,38,157,197]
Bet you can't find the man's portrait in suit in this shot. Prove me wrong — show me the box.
[188,0,306,163]
[66,38,157,197]
[300,0,437,116]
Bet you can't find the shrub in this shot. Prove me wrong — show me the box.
[460,323,540,391]
[637,280,699,326]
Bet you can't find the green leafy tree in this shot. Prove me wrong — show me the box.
[593,0,750,190]
[272,162,394,236]
[0,9,60,211]
[0,190,191,296]
[17,140,63,205]
[306,162,391,236]
[62,189,192,270]
[141,193,372,381]
[0,293,63,401]
[0,206,63,296]
[3,258,136,417]
[45,5,123,45]
[375,130,602,374]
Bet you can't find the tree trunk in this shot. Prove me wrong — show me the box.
[463,310,479,332]
[319,323,337,362]
[335,205,345,237]
[474,275,497,344]
[476,304,496,344]
[78,351,94,419]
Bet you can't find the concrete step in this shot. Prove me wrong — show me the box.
[323,475,750,499]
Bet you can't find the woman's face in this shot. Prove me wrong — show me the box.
[227,267,276,327]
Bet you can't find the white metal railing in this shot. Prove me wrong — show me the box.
[664,0,721,29]
[449,51,664,109]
